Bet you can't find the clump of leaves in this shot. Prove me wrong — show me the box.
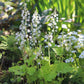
[9,46,73,84]
[0,35,22,70]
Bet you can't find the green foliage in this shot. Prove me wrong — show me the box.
[27,67,36,75]
[71,68,84,84]
[38,64,57,82]
[9,51,73,83]
[79,59,84,69]
[52,46,64,56]
[0,35,16,50]
[9,64,26,76]
[0,53,2,60]
[0,72,14,84]
[54,62,73,73]
[0,35,22,70]
[0,36,8,50]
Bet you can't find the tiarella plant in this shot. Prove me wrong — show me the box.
[8,2,84,84]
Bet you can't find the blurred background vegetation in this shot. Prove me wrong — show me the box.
[0,0,84,32]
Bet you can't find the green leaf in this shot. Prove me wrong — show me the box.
[40,81,44,84]
[43,57,50,62]
[39,64,57,81]
[0,53,2,59]
[79,59,84,67]
[28,71,38,82]
[52,46,64,55]
[16,77,21,83]
[52,81,60,84]
[1,36,7,40]
[27,67,36,75]
[0,41,8,50]
[9,64,26,76]
[4,1,13,6]
[54,62,73,73]
[24,55,36,66]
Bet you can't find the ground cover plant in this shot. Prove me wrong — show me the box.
[0,0,84,84]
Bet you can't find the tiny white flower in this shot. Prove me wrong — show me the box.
[56,17,58,20]
[56,26,58,29]
[72,31,78,35]
[25,35,28,38]
[79,51,84,58]
[71,50,76,53]
[41,56,44,59]
[62,24,67,29]
[48,43,52,47]
[70,57,74,62]
[27,29,30,33]
[20,2,23,5]
[45,45,48,48]
[60,17,65,20]
[54,15,57,17]
[38,62,40,65]
[65,57,74,63]
[65,59,70,63]
[68,29,70,32]
[48,23,52,26]
[33,24,37,27]
[77,30,81,32]
[16,42,18,44]
[58,35,62,39]
[56,19,58,22]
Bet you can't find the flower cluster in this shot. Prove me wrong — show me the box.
[15,3,30,49]
[62,24,67,29]
[30,10,42,47]
[65,57,74,63]
[57,29,84,63]
[5,5,13,12]
[44,33,53,43]
[79,51,84,58]
[57,30,84,51]
[43,9,59,48]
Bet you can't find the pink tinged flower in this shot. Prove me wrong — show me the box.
[48,23,52,26]
[38,62,40,65]
[64,19,73,23]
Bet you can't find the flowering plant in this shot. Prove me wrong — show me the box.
[8,3,84,84]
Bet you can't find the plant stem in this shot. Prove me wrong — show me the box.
[48,46,50,65]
